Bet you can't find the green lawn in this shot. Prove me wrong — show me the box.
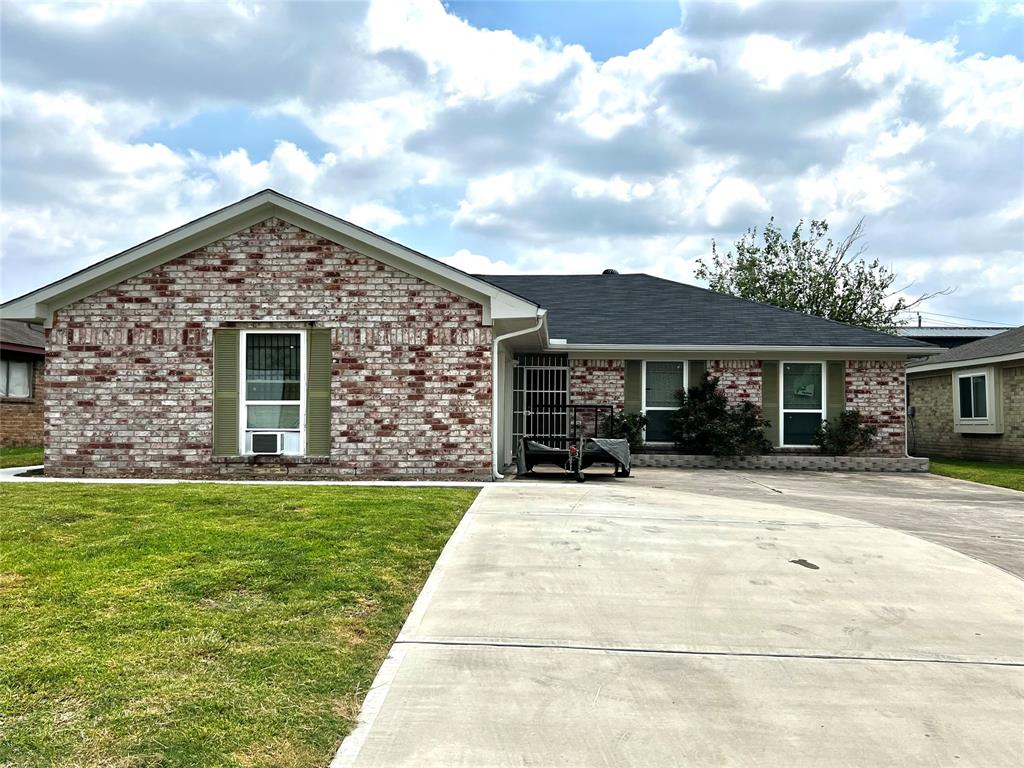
[0,444,43,468]
[930,459,1024,492]
[0,483,476,768]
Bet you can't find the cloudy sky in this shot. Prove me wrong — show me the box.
[1,0,1022,325]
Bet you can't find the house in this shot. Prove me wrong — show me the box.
[1,190,937,479]
[906,326,1024,462]
[897,326,1013,349]
[0,319,45,447]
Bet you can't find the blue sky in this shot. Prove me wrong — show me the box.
[2,0,1022,326]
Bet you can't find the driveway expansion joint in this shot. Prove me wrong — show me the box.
[392,638,1024,668]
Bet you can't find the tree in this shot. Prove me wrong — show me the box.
[695,218,948,333]
[672,373,773,457]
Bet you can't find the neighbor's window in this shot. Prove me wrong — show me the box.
[241,331,304,454]
[643,361,686,443]
[0,359,32,399]
[781,362,824,446]
[957,373,988,419]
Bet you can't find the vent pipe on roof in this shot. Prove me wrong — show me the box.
[602,268,619,275]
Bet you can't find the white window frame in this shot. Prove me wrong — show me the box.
[779,360,826,448]
[1,358,33,400]
[239,329,306,456]
[955,370,989,421]
[641,359,687,445]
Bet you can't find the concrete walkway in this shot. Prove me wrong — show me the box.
[335,475,1024,767]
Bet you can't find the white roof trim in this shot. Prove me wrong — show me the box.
[907,350,1024,373]
[1,189,538,326]
[547,342,940,357]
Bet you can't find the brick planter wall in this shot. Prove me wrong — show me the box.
[632,453,928,472]
[45,218,492,479]
[846,360,906,456]
[0,355,44,447]
[709,359,761,405]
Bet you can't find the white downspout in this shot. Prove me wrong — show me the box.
[491,310,546,480]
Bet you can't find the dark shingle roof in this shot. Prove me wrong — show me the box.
[478,273,932,348]
[907,325,1024,368]
[0,319,44,351]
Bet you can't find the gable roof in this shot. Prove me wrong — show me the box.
[478,273,936,352]
[907,325,1024,372]
[0,319,45,354]
[1,189,538,326]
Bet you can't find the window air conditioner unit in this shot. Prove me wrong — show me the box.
[251,432,284,455]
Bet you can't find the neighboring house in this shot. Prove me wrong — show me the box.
[897,326,1012,349]
[0,319,45,447]
[1,190,936,479]
[906,326,1024,463]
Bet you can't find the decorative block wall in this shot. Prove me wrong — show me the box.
[845,360,906,456]
[44,218,492,479]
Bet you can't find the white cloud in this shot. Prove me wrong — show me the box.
[1,0,1021,324]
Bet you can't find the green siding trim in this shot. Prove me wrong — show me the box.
[826,360,846,424]
[688,360,706,390]
[624,360,643,414]
[212,329,240,456]
[306,328,333,456]
[761,360,780,447]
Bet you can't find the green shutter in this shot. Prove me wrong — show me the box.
[826,361,846,424]
[213,329,240,456]
[624,360,643,414]
[688,360,707,391]
[761,360,780,447]
[305,328,333,456]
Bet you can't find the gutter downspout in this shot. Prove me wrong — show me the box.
[491,310,546,480]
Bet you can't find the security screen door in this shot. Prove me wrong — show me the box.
[512,353,570,448]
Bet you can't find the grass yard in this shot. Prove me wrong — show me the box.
[0,483,477,768]
[930,459,1024,492]
[0,444,43,468]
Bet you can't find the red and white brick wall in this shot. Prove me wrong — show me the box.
[570,359,625,407]
[709,359,761,406]
[845,360,906,456]
[569,359,624,437]
[45,218,492,479]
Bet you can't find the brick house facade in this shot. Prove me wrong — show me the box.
[45,219,492,478]
[1,353,45,447]
[908,364,1023,462]
[4,190,932,477]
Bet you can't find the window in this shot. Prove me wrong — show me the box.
[643,361,686,443]
[1,359,32,399]
[241,331,304,455]
[957,373,988,419]
[780,362,824,447]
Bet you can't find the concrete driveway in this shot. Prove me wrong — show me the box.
[335,471,1024,767]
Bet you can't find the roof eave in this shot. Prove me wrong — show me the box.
[547,342,941,357]
[907,351,1024,373]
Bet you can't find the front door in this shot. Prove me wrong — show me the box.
[512,353,570,448]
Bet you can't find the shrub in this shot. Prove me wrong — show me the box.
[601,411,648,452]
[813,410,878,455]
[672,373,773,457]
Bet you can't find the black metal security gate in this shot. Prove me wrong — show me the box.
[512,353,569,448]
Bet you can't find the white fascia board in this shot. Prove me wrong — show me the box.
[548,343,941,357]
[1,190,539,326]
[907,351,1024,374]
